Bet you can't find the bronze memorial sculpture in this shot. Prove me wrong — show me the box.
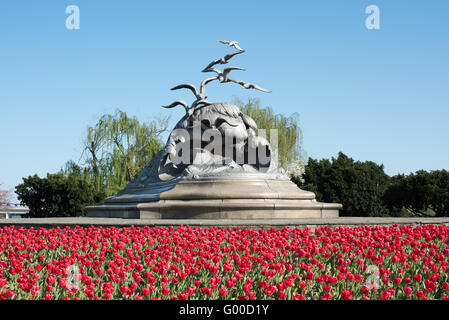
[86,41,342,219]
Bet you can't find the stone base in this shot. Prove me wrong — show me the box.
[86,179,342,219]
[87,199,340,219]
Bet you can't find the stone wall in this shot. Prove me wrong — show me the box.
[1,217,449,232]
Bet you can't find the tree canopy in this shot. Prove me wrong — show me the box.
[293,152,449,217]
[383,170,449,217]
[293,152,390,217]
[0,184,11,207]
[234,98,305,173]
[15,173,103,217]
[62,109,165,197]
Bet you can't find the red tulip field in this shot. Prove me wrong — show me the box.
[1,224,449,300]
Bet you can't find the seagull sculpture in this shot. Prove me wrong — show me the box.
[218,40,244,51]
[162,40,271,116]
[202,66,270,93]
[202,67,245,83]
[202,50,245,72]
[170,83,204,100]
[227,78,272,93]
[162,100,191,114]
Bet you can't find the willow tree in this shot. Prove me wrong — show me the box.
[63,109,165,197]
[234,98,305,173]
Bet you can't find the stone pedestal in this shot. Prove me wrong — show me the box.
[86,179,341,219]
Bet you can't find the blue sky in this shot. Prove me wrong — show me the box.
[1,0,448,198]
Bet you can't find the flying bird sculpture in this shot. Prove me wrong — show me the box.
[218,40,244,51]
[162,40,270,116]
[202,50,245,72]
[227,78,272,93]
[171,84,202,99]
[162,100,191,115]
[202,67,245,83]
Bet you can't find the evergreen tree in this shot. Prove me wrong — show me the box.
[294,152,390,217]
[15,173,103,217]
[383,169,449,217]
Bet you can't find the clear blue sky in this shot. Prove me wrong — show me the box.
[1,0,448,198]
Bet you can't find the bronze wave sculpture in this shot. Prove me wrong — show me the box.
[86,41,342,219]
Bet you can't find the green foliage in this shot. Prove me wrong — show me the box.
[234,98,305,171]
[294,152,390,217]
[383,170,449,217]
[294,152,449,217]
[15,173,104,217]
[62,109,164,198]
